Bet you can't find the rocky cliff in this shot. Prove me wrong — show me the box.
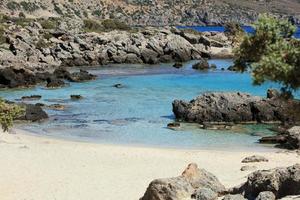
[0,0,300,26]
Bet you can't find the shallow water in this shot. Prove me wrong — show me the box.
[177,26,300,38]
[1,60,298,151]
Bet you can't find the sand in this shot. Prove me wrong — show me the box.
[0,129,299,200]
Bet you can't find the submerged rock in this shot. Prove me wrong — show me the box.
[222,194,246,200]
[21,95,42,101]
[141,163,225,200]
[70,95,83,100]
[192,59,210,70]
[255,191,276,200]
[240,166,257,172]
[173,62,183,68]
[167,122,181,129]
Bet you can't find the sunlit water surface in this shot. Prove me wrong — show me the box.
[2,60,299,151]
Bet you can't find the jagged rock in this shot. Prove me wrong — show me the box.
[173,62,183,68]
[259,135,287,144]
[223,194,246,200]
[192,60,210,70]
[192,188,218,200]
[70,95,83,100]
[70,69,96,82]
[46,77,65,88]
[255,191,276,200]
[167,122,181,129]
[17,104,48,122]
[172,92,300,125]
[286,126,300,149]
[21,95,42,101]
[141,163,225,200]
[231,164,300,199]
[241,155,268,163]
[267,89,280,99]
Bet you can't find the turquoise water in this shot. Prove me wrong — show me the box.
[1,60,297,150]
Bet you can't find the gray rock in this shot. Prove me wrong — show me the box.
[255,191,276,200]
[233,164,300,199]
[140,163,226,200]
[192,60,210,70]
[241,155,268,163]
[192,188,218,200]
[172,92,300,125]
[240,166,257,171]
[286,126,300,149]
[223,194,246,200]
[140,176,194,200]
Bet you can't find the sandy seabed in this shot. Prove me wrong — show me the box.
[0,129,299,200]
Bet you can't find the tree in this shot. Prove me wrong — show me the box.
[234,14,300,91]
[0,99,24,132]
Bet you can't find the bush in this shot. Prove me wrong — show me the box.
[6,1,20,10]
[102,19,130,31]
[234,14,300,91]
[0,99,24,132]
[83,19,103,32]
[20,1,39,12]
[39,18,59,29]
[0,25,6,44]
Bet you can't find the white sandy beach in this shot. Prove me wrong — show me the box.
[0,129,299,200]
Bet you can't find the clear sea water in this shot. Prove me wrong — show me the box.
[2,60,299,151]
[177,26,300,38]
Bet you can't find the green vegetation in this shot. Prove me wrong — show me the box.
[83,19,102,32]
[102,19,130,31]
[92,9,101,17]
[54,4,63,15]
[234,14,300,91]
[224,22,245,46]
[6,1,20,10]
[39,18,59,30]
[0,25,6,44]
[20,1,39,12]
[0,99,24,132]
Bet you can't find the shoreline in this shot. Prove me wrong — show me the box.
[0,128,299,200]
[16,127,278,153]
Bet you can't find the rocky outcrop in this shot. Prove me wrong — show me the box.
[0,22,232,88]
[140,163,225,200]
[172,92,300,126]
[0,66,96,88]
[17,104,48,122]
[230,164,300,199]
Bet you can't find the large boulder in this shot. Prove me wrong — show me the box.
[172,92,300,125]
[231,164,300,199]
[140,163,225,200]
[17,104,48,122]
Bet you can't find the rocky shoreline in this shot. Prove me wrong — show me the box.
[141,163,300,200]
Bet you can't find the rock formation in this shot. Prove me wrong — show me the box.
[172,92,300,126]
[140,163,225,200]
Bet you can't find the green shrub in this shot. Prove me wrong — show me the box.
[92,9,101,17]
[234,14,300,91]
[0,99,24,132]
[54,4,63,15]
[20,1,39,12]
[18,12,26,18]
[6,1,20,10]
[83,19,103,32]
[102,19,130,31]
[35,39,49,49]
[39,19,59,29]
[0,25,6,44]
